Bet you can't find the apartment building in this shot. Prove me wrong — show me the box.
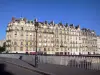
[0,40,5,47]
[97,36,100,54]
[6,17,97,55]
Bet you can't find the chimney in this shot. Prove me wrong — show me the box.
[12,17,16,21]
[34,18,38,22]
[77,25,80,28]
[58,22,62,25]
[23,18,27,23]
[44,20,48,24]
[65,23,68,27]
[50,21,54,25]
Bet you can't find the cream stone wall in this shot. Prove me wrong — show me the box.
[0,40,5,47]
[97,36,100,54]
[6,17,98,55]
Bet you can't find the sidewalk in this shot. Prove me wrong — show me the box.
[1,57,100,75]
[27,61,100,75]
[0,57,54,75]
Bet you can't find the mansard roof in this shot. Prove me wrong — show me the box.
[81,28,95,34]
[75,25,80,29]
[10,17,96,32]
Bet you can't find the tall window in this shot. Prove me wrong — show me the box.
[30,28,32,31]
[44,48,46,51]
[21,42,23,45]
[14,47,16,51]
[15,31,17,35]
[20,47,23,51]
[30,42,32,45]
[15,27,17,30]
[48,48,50,51]
[21,33,23,36]
[14,42,17,45]
[26,42,28,45]
[26,32,28,36]
[26,47,28,51]
[21,27,23,30]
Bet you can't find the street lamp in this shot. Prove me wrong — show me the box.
[34,21,39,67]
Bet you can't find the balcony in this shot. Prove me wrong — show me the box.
[43,32,54,34]
[6,29,13,32]
[25,30,35,32]
[6,44,11,47]
[6,40,11,42]
[60,45,68,48]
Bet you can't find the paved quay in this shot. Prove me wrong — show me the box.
[0,57,54,75]
[0,60,42,75]
[0,57,100,75]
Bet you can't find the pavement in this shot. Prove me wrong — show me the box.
[0,57,53,75]
[0,60,42,75]
[0,57,100,75]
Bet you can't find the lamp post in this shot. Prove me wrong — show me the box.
[34,21,38,67]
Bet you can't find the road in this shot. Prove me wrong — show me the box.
[0,60,42,75]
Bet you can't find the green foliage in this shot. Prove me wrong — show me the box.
[0,42,6,53]
[0,47,5,53]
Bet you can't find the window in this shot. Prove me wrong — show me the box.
[44,34,46,37]
[39,39,41,42]
[15,31,17,35]
[48,48,50,51]
[79,37,81,40]
[44,48,46,51]
[30,42,32,45]
[21,33,23,36]
[44,39,46,42]
[51,41,54,43]
[14,42,17,45]
[14,47,16,51]
[48,43,50,46]
[26,47,28,51]
[20,47,23,51]
[76,41,77,44]
[44,43,46,46]
[15,27,17,30]
[30,33,32,36]
[51,44,53,46]
[39,43,41,46]
[21,27,23,30]
[21,42,23,45]
[26,42,28,45]
[30,28,32,31]
[51,35,53,37]
[76,37,77,40]
[26,32,28,36]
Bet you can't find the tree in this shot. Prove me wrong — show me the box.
[0,42,6,53]
[0,47,5,53]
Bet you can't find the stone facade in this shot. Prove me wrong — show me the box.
[97,36,100,54]
[81,28,97,54]
[0,40,5,47]
[6,17,97,55]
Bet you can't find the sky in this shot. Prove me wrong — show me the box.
[0,0,100,40]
